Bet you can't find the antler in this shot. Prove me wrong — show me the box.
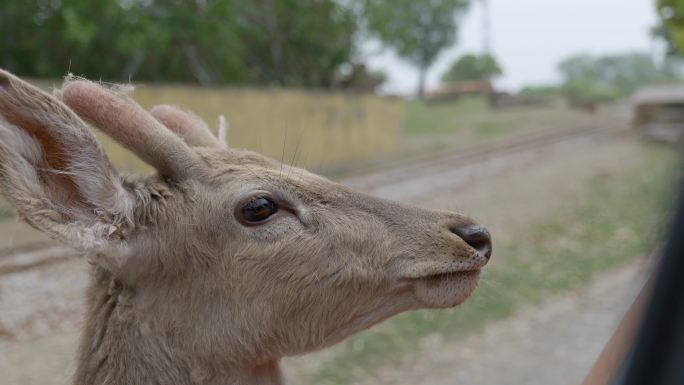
[62,80,199,178]
[150,104,224,148]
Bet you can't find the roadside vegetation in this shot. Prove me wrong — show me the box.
[559,53,683,103]
[301,145,679,385]
[399,96,598,153]
[401,96,590,137]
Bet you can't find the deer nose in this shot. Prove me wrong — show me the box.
[450,224,492,259]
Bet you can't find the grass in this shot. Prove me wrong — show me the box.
[402,97,489,135]
[399,96,601,155]
[29,79,404,174]
[322,97,602,178]
[109,85,403,174]
[303,145,679,385]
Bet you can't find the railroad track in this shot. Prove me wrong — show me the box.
[0,242,74,275]
[0,123,628,274]
[346,123,627,201]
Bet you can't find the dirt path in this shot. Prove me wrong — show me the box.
[354,262,650,385]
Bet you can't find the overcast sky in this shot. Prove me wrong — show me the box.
[365,0,661,94]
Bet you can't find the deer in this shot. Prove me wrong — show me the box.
[0,70,492,385]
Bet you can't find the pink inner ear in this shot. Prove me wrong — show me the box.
[0,88,87,215]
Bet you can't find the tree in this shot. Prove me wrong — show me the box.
[0,0,359,88]
[360,0,470,97]
[337,63,387,92]
[558,53,682,102]
[0,0,249,84]
[656,0,684,54]
[441,53,502,83]
[111,0,249,84]
[234,0,358,87]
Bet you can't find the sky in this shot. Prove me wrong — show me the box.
[365,0,661,95]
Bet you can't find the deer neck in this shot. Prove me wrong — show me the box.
[73,265,285,385]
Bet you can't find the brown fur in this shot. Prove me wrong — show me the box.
[0,70,491,385]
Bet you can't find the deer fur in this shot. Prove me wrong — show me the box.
[0,70,491,385]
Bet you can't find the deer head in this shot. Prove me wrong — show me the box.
[0,70,491,385]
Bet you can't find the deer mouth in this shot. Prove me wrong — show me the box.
[411,269,482,309]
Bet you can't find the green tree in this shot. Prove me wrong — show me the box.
[656,0,684,54]
[360,0,470,97]
[441,53,502,83]
[518,84,561,99]
[235,0,357,87]
[558,53,682,102]
[0,0,248,83]
[0,0,359,88]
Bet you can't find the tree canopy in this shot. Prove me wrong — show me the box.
[234,0,357,87]
[441,53,502,83]
[0,0,358,87]
[359,0,470,97]
[656,0,684,55]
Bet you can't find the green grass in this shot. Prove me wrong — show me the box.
[399,97,597,153]
[304,146,679,385]
[474,121,510,137]
[402,95,533,138]
[402,97,489,135]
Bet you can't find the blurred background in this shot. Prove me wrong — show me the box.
[0,1,683,385]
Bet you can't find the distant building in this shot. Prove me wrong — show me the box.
[427,80,550,109]
[426,80,493,102]
[632,85,684,143]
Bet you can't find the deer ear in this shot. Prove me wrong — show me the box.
[0,70,134,253]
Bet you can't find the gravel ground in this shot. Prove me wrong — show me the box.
[0,221,49,249]
[0,126,648,385]
[353,262,650,385]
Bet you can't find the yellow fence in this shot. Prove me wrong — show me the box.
[33,80,403,174]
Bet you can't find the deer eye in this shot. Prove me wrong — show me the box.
[239,197,279,224]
